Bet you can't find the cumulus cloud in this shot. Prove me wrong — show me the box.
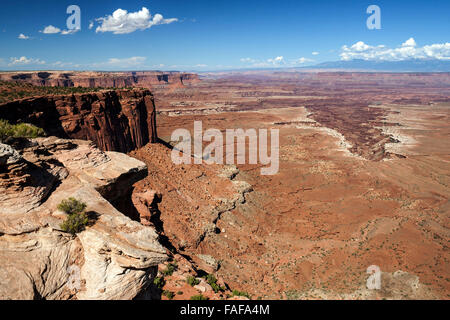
[312,51,319,56]
[41,25,61,34]
[340,38,450,61]
[18,33,29,40]
[40,25,78,35]
[402,37,417,47]
[95,7,178,34]
[9,56,46,65]
[268,56,285,65]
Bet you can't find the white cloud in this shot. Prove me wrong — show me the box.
[95,7,178,34]
[402,37,417,47]
[269,56,284,63]
[295,57,314,64]
[61,29,79,35]
[267,56,285,65]
[89,21,94,30]
[194,64,208,68]
[9,56,46,65]
[18,33,29,40]
[40,25,78,35]
[41,25,61,34]
[312,51,319,56]
[341,38,450,61]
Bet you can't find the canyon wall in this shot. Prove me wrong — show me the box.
[0,71,200,88]
[0,89,157,153]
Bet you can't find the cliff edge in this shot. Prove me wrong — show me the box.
[0,137,168,300]
[0,89,157,153]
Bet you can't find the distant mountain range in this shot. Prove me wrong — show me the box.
[306,59,450,72]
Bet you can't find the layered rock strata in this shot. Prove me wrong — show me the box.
[0,71,200,88]
[0,137,167,300]
[0,89,157,153]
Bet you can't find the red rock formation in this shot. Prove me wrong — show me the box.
[131,190,162,226]
[0,89,157,153]
[0,71,200,88]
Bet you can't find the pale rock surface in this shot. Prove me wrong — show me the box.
[0,137,168,300]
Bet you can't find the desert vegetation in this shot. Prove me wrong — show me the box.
[0,119,45,142]
[0,80,127,104]
[58,198,89,235]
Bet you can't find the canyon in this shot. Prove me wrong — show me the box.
[0,71,199,89]
[0,71,449,300]
[153,71,450,299]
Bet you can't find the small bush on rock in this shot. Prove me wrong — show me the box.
[59,198,89,235]
[163,262,178,276]
[187,276,200,287]
[205,274,225,293]
[162,290,175,300]
[153,276,166,289]
[58,198,87,215]
[232,290,251,299]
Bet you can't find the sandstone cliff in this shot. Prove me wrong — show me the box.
[0,89,157,153]
[0,137,168,300]
[0,71,200,88]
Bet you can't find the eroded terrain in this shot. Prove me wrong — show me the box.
[145,72,449,299]
[1,71,448,300]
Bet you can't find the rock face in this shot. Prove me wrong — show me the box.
[0,137,167,300]
[0,89,157,153]
[0,71,200,88]
[131,190,161,227]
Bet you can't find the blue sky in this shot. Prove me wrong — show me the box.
[0,0,449,71]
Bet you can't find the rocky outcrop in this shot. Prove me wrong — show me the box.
[0,71,200,88]
[0,137,168,300]
[0,89,157,153]
[131,190,162,227]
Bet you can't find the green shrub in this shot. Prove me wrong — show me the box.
[60,211,89,235]
[58,198,87,215]
[187,276,200,287]
[0,120,13,141]
[232,290,251,299]
[162,290,175,300]
[153,276,166,289]
[190,294,208,301]
[58,198,89,235]
[163,262,178,276]
[0,119,45,142]
[205,274,225,293]
[12,123,45,138]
